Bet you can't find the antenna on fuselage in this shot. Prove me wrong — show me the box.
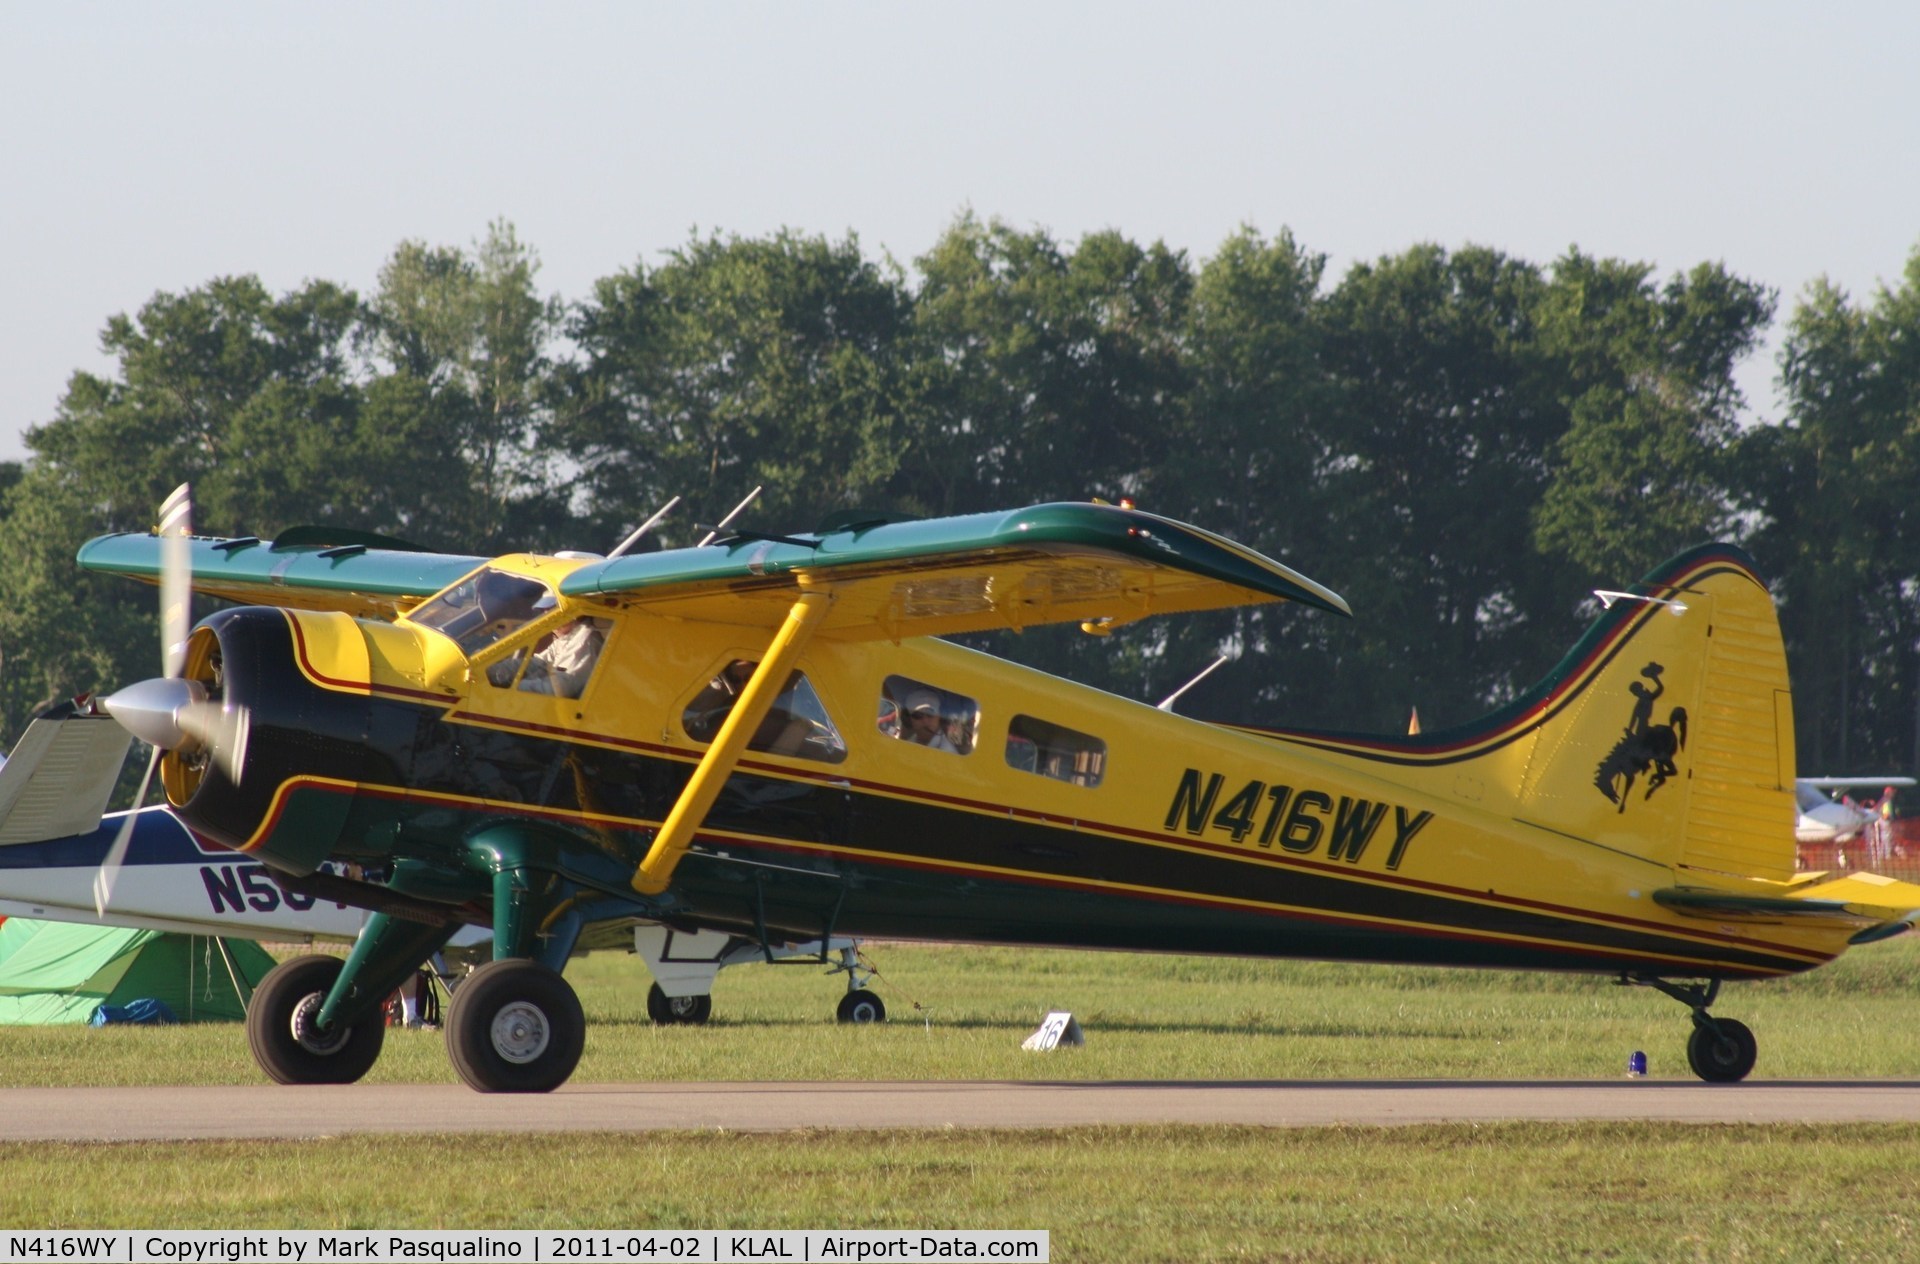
[697,486,764,547]
[1156,654,1231,713]
[1594,589,1689,617]
[607,496,682,559]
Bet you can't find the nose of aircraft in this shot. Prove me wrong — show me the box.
[101,667,251,787]
[101,676,210,751]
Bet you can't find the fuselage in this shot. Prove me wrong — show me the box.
[162,546,1844,984]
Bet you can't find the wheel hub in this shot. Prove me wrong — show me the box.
[491,1001,551,1064]
[290,993,351,1056]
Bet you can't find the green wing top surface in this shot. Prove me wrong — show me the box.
[77,503,1347,639]
[560,502,1350,639]
[75,533,486,619]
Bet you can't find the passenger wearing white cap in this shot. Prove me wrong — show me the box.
[902,690,958,754]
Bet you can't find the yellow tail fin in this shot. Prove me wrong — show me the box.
[1240,546,1797,884]
[1504,545,1796,880]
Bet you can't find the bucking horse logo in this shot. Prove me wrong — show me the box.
[1594,662,1688,812]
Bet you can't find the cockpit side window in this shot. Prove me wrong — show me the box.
[517,618,609,700]
[410,568,555,656]
[479,617,612,699]
[682,659,848,764]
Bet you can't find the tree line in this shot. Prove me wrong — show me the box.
[4,216,1918,777]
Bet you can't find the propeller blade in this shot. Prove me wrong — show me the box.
[93,746,161,916]
[93,483,235,915]
[158,482,192,678]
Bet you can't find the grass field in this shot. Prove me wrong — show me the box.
[7,1124,1920,1261]
[5,937,1920,1259]
[7,934,1920,1086]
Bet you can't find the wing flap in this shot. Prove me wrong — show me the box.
[560,503,1349,639]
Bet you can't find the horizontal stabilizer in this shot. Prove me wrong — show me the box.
[1795,872,1920,945]
[0,712,133,846]
[1658,872,1920,945]
[1654,887,1862,921]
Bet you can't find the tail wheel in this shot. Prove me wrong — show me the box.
[246,955,386,1085]
[446,958,585,1093]
[836,988,886,1024]
[1686,1017,1757,1083]
[645,983,712,1026]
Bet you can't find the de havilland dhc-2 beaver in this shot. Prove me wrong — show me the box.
[66,487,1920,1091]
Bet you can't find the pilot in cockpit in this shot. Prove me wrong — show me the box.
[519,613,607,699]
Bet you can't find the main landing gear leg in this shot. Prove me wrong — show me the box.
[1622,975,1758,1083]
[248,911,458,1086]
[444,842,588,1093]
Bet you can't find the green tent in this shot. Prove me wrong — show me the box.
[0,918,276,1024]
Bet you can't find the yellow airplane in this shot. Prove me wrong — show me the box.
[74,495,1920,1091]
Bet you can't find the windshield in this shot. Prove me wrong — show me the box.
[409,568,555,655]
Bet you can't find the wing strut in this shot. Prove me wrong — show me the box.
[631,587,834,896]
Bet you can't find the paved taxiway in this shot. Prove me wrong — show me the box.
[9,1081,1920,1141]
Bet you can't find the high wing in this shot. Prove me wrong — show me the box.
[560,502,1350,639]
[76,503,1343,637]
[76,531,486,620]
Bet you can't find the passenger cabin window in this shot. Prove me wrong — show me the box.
[879,675,978,756]
[410,568,553,656]
[682,659,847,764]
[1006,715,1106,787]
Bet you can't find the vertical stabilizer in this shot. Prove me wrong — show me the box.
[1508,547,1796,880]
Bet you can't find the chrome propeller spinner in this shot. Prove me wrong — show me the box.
[100,675,249,782]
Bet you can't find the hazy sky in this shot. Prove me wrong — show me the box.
[3,2,1915,462]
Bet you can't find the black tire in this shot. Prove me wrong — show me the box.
[246,954,386,1085]
[646,983,712,1026]
[836,989,886,1024]
[446,958,585,1093]
[1687,1016,1758,1083]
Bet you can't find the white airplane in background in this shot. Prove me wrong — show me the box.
[0,700,866,1025]
[1794,776,1917,845]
